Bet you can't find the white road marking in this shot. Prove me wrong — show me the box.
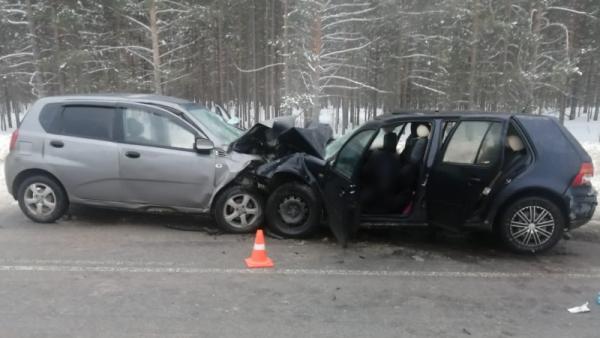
[0,260,599,279]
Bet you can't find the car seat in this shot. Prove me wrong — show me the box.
[361,131,403,213]
[503,135,526,175]
[126,118,150,145]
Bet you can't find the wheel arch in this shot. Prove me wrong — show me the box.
[267,171,308,192]
[12,168,67,200]
[490,187,569,230]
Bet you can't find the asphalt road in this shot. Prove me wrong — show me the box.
[1,201,600,338]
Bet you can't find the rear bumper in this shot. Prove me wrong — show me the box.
[568,188,597,229]
[3,152,16,198]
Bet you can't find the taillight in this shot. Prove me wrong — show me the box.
[572,162,594,187]
[9,129,18,151]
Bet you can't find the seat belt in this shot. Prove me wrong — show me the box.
[481,170,503,196]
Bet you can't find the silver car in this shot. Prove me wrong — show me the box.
[4,94,265,233]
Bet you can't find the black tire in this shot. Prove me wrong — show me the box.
[497,197,564,254]
[266,182,322,238]
[213,185,264,233]
[17,175,68,223]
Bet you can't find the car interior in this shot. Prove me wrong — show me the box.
[358,120,530,218]
[360,121,432,215]
[500,124,529,182]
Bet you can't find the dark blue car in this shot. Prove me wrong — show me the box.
[256,112,597,253]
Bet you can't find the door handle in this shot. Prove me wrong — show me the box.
[50,140,64,148]
[125,151,141,159]
[468,177,482,184]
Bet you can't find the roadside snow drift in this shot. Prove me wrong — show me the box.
[0,130,14,206]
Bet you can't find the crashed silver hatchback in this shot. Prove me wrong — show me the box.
[4,94,331,233]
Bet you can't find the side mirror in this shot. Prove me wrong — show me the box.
[194,137,214,152]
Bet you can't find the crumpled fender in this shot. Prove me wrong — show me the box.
[255,153,327,196]
[208,151,263,211]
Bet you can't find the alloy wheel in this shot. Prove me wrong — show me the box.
[223,193,261,230]
[509,205,556,248]
[23,183,57,217]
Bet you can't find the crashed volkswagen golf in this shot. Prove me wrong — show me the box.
[253,112,597,253]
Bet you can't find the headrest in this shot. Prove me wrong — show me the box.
[506,135,524,152]
[416,125,430,138]
[383,132,397,152]
[127,118,144,136]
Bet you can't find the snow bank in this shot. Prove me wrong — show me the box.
[0,130,14,207]
[0,130,9,162]
[563,120,600,191]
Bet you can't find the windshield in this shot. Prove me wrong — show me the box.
[184,104,242,145]
[325,126,359,161]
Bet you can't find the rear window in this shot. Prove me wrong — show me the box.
[61,106,116,141]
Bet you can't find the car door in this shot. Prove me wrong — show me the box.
[44,103,122,202]
[426,119,506,229]
[116,104,216,209]
[322,128,378,246]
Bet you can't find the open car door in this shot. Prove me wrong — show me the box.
[426,119,506,229]
[323,129,378,246]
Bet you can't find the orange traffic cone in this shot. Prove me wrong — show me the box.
[245,229,274,268]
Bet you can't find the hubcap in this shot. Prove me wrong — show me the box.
[278,195,308,226]
[509,205,555,248]
[24,183,57,217]
[223,193,260,229]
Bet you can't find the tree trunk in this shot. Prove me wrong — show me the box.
[217,2,225,105]
[310,12,322,125]
[468,0,480,110]
[559,93,567,124]
[281,0,290,115]
[51,2,65,95]
[4,82,12,129]
[569,80,578,120]
[250,1,258,124]
[148,0,162,95]
[593,87,599,121]
[25,0,45,97]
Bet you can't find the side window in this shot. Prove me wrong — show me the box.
[38,103,63,133]
[122,108,196,150]
[334,129,377,179]
[475,123,503,165]
[443,121,503,165]
[61,106,116,141]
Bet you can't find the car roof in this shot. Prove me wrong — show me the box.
[363,111,554,127]
[36,93,197,108]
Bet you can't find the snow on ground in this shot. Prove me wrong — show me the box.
[0,129,14,208]
[563,119,600,191]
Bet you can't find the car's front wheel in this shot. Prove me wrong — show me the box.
[213,185,264,233]
[497,197,564,254]
[17,175,69,223]
[266,182,322,238]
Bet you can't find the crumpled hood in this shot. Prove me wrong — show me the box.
[230,116,333,159]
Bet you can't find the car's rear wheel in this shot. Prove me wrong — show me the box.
[213,185,263,233]
[498,197,564,254]
[17,175,68,223]
[266,182,321,238]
